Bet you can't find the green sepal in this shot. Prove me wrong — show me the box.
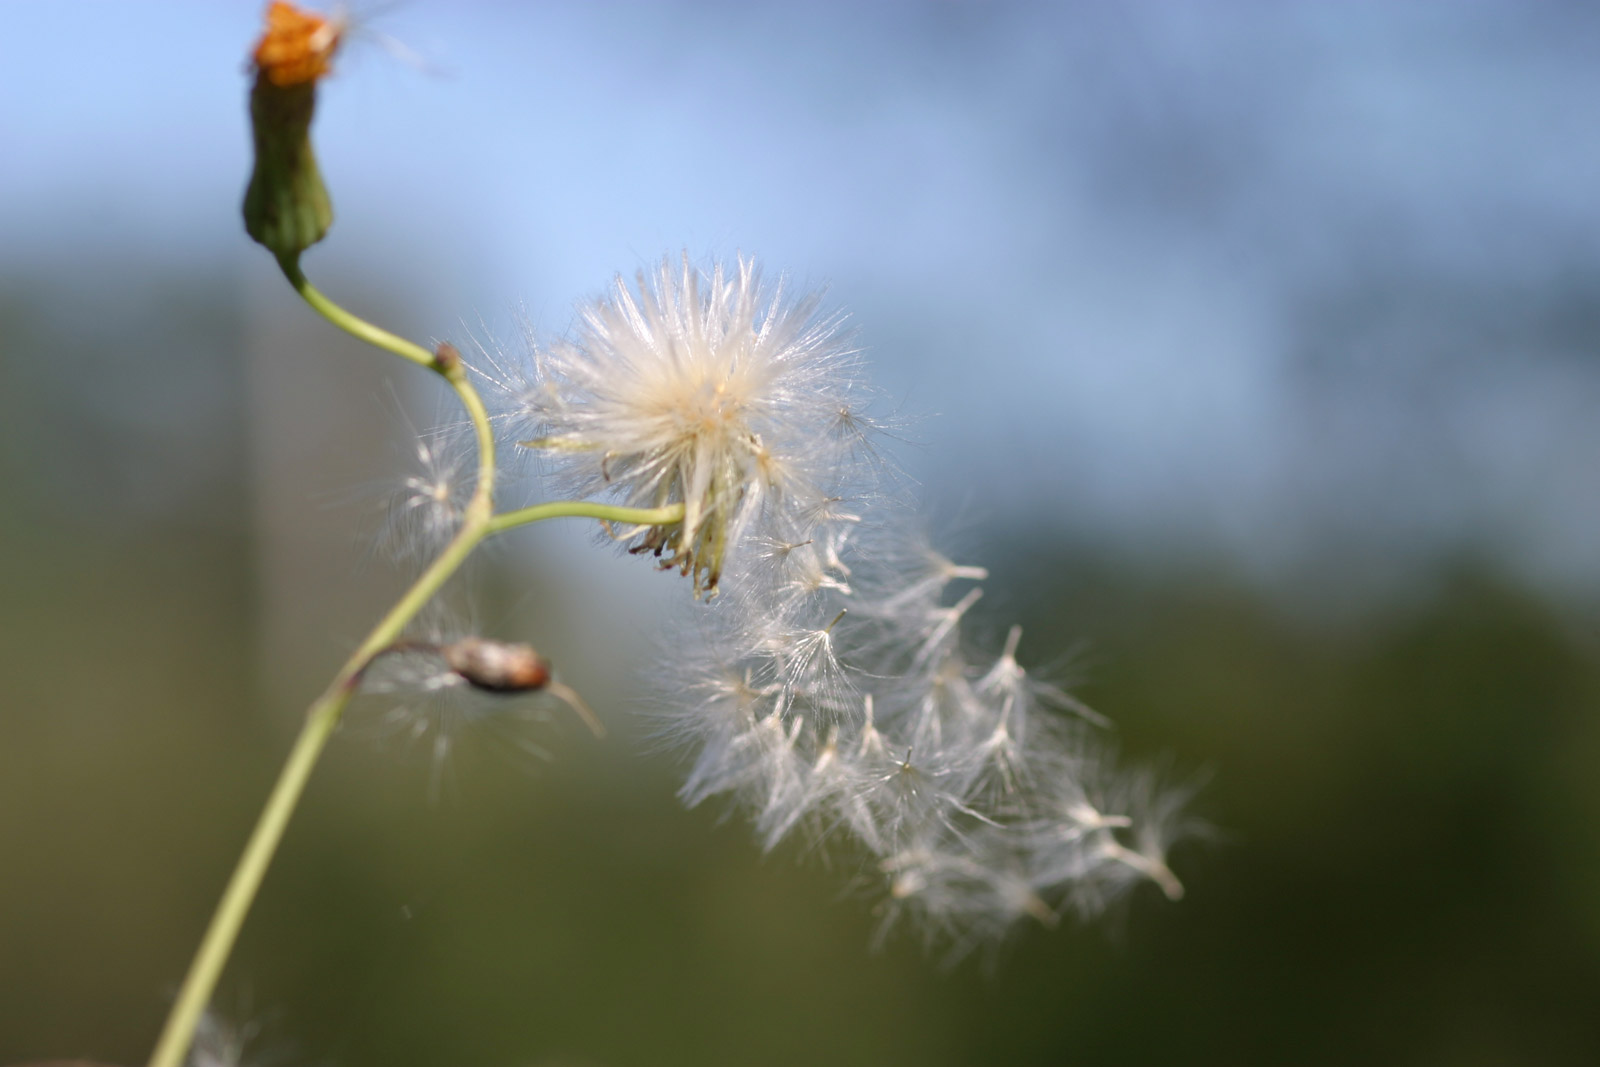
[243,74,333,256]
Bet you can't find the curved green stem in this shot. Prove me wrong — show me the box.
[276,253,436,368]
[487,500,685,536]
[148,263,684,1067]
[148,491,684,1067]
[144,678,343,1067]
[452,364,497,515]
[146,505,488,1067]
[278,254,497,509]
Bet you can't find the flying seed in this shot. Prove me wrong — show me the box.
[442,637,551,693]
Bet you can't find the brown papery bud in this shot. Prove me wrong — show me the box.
[442,638,552,694]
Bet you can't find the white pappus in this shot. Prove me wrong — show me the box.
[507,252,1198,950]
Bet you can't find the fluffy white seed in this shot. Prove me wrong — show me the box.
[508,253,1196,946]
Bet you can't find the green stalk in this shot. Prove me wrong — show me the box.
[277,253,436,368]
[487,500,686,535]
[277,253,497,501]
[146,264,682,1067]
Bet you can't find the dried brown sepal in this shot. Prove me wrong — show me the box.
[623,519,724,597]
[243,3,342,256]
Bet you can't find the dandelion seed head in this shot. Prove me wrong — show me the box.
[496,251,1198,950]
[652,503,1200,946]
[519,254,874,595]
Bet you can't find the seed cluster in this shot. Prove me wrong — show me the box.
[514,255,1196,950]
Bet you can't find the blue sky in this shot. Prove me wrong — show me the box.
[6,1,1600,591]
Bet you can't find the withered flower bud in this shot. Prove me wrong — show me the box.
[442,638,553,694]
[243,2,343,257]
[434,341,463,372]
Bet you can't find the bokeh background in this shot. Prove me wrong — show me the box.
[4,2,1600,1064]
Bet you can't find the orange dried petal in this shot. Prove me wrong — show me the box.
[252,1,342,88]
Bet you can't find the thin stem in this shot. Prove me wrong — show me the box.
[146,510,488,1067]
[144,684,341,1067]
[278,254,498,513]
[148,282,499,1067]
[149,259,684,1067]
[276,253,437,369]
[487,500,684,536]
[146,498,674,1067]
[450,362,497,516]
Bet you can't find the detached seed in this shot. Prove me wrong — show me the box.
[442,638,551,693]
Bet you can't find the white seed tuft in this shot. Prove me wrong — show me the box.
[504,253,1198,947]
[517,253,871,596]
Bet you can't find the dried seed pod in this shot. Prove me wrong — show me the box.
[442,637,551,693]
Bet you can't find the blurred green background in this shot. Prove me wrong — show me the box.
[5,3,1600,1065]
[4,266,1599,1064]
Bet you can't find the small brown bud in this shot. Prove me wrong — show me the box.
[434,341,462,372]
[442,638,552,694]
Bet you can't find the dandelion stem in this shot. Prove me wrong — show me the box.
[147,526,474,1067]
[148,491,683,1067]
[144,676,340,1067]
[487,500,685,536]
[148,266,683,1067]
[276,254,499,521]
[277,252,437,368]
